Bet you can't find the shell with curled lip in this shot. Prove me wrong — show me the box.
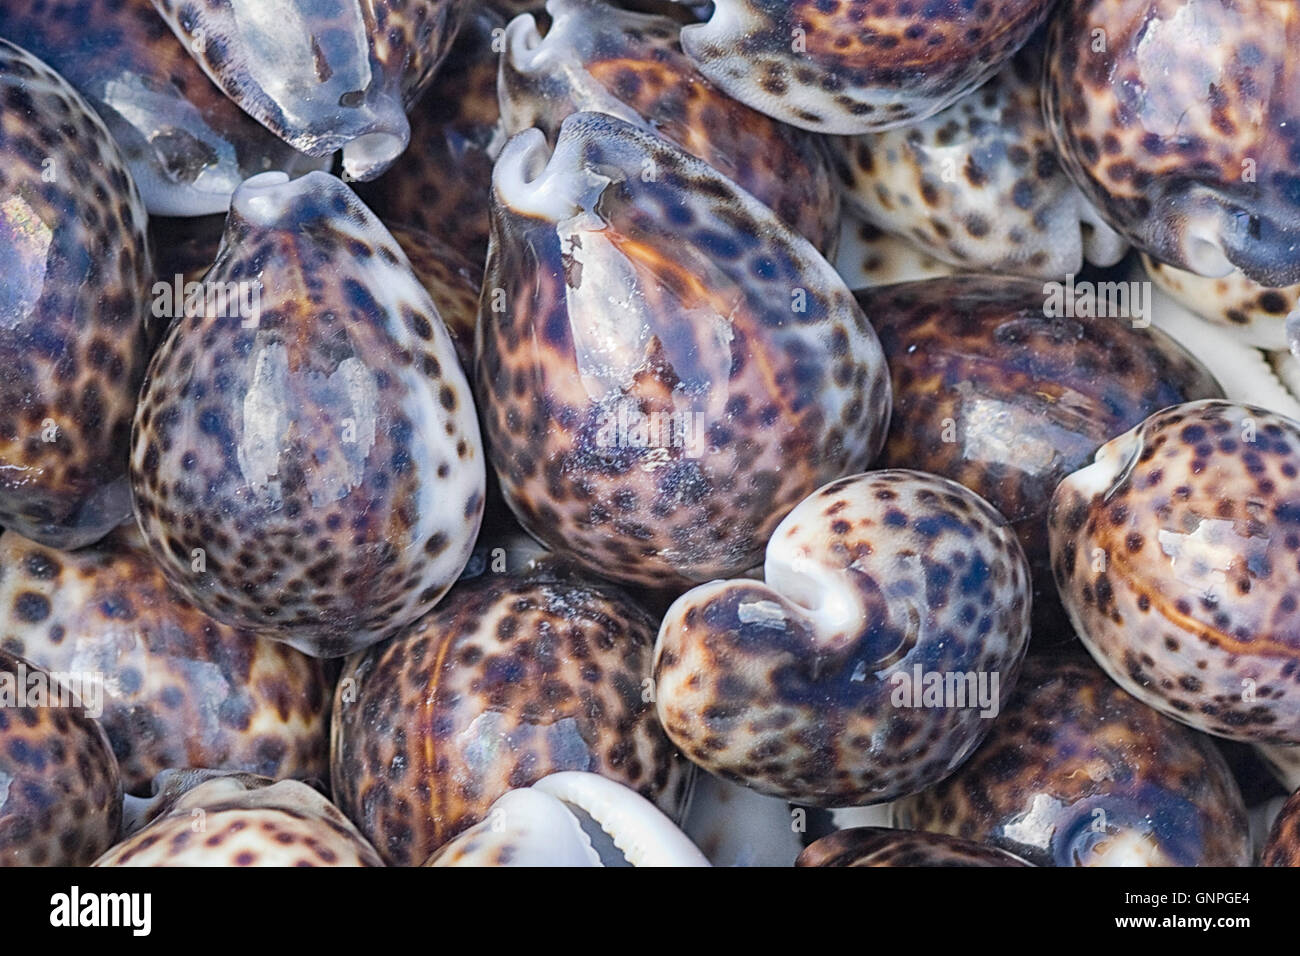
[676,0,1056,134]
[0,39,152,550]
[500,0,841,254]
[858,275,1224,641]
[833,42,1127,279]
[654,469,1031,806]
[479,111,891,589]
[1045,0,1300,287]
[894,656,1252,866]
[130,170,484,658]
[0,0,326,216]
[150,0,474,180]
[1049,400,1300,744]
[0,525,330,794]
[356,7,503,266]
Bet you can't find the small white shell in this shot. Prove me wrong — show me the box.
[427,772,710,867]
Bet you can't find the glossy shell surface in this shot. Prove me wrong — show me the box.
[0,38,152,549]
[861,275,1224,638]
[96,775,382,866]
[0,526,330,793]
[0,649,122,866]
[894,656,1253,866]
[654,469,1031,805]
[479,111,891,588]
[151,0,473,179]
[1050,400,1300,743]
[131,170,484,658]
[500,0,841,253]
[0,0,325,215]
[834,43,1127,279]
[1045,0,1300,287]
[330,566,693,865]
[679,0,1056,133]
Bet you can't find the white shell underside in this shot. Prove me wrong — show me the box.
[431,772,710,867]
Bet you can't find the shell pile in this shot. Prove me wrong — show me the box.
[1,0,1299,871]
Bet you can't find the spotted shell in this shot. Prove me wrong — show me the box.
[1142,254,1299,352]
[150,0,473,180]
[95,775,382,866]
[797,826,1032,867]
[1262,788,1300,866]
[677,0,1056,134]
[0,649,122,866]
[387,222,482,373]
[893,656,1252,866]
[860,275,1224,640]
[1045,0,1300,287]
[130,170,485,658]
[0,39,152,550]
[1049,400,1300,743]
[356,7,503,266]
[833,42,1127,279]
[654,469,1031,806]
[500,0,841,254]
[330,565,694,865]
[0,526,330,794]
[479,111,891,589]
[0,0,326,216]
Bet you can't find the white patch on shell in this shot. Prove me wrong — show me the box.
[428,787,602,867]
[532,771,710,867]
[494,127,613,225]
[237,342,289,506]
[1057,424,1143,501]
[430,772,709,867]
